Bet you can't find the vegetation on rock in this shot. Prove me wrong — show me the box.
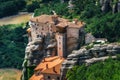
[66,56,120,80]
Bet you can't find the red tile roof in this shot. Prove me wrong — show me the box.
[30,74,44,80]
[30,15,55,23]
[30,56,64,80]
[35,56,64,75]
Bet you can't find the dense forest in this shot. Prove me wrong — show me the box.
[0,0,26,18]
[0,0,120,79]
[0,24,28,69]
[66,56,120,80]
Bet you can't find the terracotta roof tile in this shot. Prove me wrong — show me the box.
[56,22,68,28]
[30,14,85,29]
[42,59,64,74]
[30,74,44,80]
[42,64,61,74]
[35,56,59,70]
[43,56,59,62]
[30,15,55,24]
[34,56,64,75]
[68,21,85,28]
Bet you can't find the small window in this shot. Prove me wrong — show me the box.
[59,37,61,39]
[42,27,44,30]
[41,32,43,35]
[36,28,38,30]
[48,76,50,79]
[59,42,61,44]
[37,24,39,26]
[59,47,61,50]
[57,77,60,80]
[37,35,39,38]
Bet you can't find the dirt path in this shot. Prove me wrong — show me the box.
[0,12,33,25]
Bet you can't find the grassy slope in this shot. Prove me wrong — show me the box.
[0,13,32,25]
[0,69,21,80]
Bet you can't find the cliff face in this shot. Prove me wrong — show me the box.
[21,33,57,80]
[100,0,120,13]
[61,43,120,80]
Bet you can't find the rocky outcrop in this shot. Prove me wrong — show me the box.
[21,33,57,80]
[60,43,120,80]
[24,37,44,66]
[100,0,111,13]
[100,0,120,13]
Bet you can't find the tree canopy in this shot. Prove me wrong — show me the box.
[67,57,120,80]
[0,24,28,69]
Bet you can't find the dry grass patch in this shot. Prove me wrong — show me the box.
[0,69,21,80]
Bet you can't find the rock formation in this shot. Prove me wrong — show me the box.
[100,0,111,13]
[60,43,120,80]
[21,34,57,80]
[100,0,120,13]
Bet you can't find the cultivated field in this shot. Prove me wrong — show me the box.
[0,13,33,25]
[0,69,22,80]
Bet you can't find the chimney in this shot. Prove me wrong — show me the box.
[43,57,46,62]
[81,21,84,24]
[46,64,48,69]
[36,18,38,22]
[52,15,58,24]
